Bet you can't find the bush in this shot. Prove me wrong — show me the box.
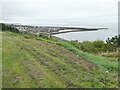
[92,40,106,53]
[1,23,19,33]
[69,40,107,53]
[69,40,81,50]
[80,41,94,53]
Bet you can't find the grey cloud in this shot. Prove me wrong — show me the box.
[2,0,118,25]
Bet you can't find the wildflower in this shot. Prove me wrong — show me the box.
[105,70,109,74]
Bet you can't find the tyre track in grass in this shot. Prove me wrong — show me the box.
[18,38,107,88]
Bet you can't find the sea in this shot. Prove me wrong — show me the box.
[53,23,118,42]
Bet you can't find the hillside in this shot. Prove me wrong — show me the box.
[2,31,118,88]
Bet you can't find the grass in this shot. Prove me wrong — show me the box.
[37,36,118,72]
[2,31,118,88]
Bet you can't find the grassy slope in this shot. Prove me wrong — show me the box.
[2,31,118,88]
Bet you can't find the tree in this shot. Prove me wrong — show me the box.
[106,35,120,52]
[1,23,19,33]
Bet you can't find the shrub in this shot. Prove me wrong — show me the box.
[69,40,107,53]
[80,41,94,53]
[1,23,19,33]
[92,40,106,53]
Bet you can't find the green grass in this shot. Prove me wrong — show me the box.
[2,31,118,88]
[37,36,118,72]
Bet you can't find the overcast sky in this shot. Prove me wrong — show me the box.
[1,0,119,41]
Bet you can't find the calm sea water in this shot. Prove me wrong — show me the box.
[54,23,118,42]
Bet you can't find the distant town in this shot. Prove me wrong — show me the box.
[5,24,108,36]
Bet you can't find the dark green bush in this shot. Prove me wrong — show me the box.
[1,23,19,33]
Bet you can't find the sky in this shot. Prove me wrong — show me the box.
[1,0,119,42]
